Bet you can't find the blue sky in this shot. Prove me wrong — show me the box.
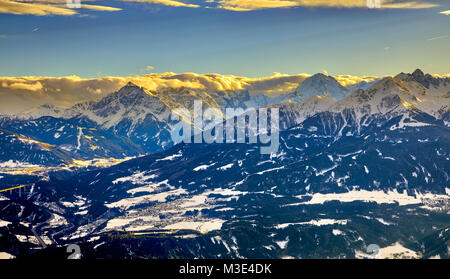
[0,0,449,77]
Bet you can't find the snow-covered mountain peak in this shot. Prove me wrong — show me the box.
[324,74,449,125]
[71,83,171,130]
[395,69,449,92]
[113,83,154,102]
[124,81,140,88]
[329,77,423,120]
[294,73,350,100]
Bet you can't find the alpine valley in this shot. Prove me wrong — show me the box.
[0,69,449,259]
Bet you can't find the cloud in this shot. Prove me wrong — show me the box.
[0,0,122,16]
[0,71,386,116]
[0,0,197,16]
[0,0,77,15]
[2,80,44,91]
[440,10,450,15]
[0,76,125,114]
[0,72,379,101]
[141,65,156,73]
[0,0,439,16]
[216,0,440,11]
[217,0,300,11]
[427,34,450,41]
[80,4,122,12]
[381,1,438,9]
[333,75,379,87]
[244,73,311,95]
[0,73,312,114]
[129,72,312,94]
[121,0,200,8]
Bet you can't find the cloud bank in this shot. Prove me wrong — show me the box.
[0,76,122,114]
[7,71,450,116]
[0,72,351,114]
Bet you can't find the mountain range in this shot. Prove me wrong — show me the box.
[0,69,447,166]
[0,69,449,259]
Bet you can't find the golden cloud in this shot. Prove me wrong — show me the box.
[0,0,198,16]
[334,75,379,87]
[431,73,450,78]
[217,0,299,11]
[0,73,311,114]
[0,0,122,16]
[3,72,389,115]
[128,72,311,95]
[0,76,125,114]
[0,0,77,15]
[216,0,440,11]
[0,0,439,16]
[140,65,156,73]
[440,10,450,15]
[2,80,44,91]
[4,71,449,116]
[121,0,200,8]
[80,4,122,12]
[243,73,310,95]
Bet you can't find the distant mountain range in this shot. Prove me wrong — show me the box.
[0,70,449,259]
[0,69,447,166]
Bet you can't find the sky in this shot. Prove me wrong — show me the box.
[0,0,449,78]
